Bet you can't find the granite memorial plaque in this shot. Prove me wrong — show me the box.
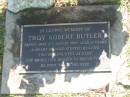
[20,22,110,73]
[2,4,126,93]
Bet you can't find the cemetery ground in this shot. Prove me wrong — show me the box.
[0,0,130,97]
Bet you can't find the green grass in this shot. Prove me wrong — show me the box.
[123,95,130,97]
[0,13,5,73]
[128,37,130,67]
[95,0,121,4]
[0,93,101,97]
[128,1,130,13]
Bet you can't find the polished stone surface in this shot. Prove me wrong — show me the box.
[21,22,110,72]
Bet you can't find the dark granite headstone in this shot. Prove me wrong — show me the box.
[21,22,110,73]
